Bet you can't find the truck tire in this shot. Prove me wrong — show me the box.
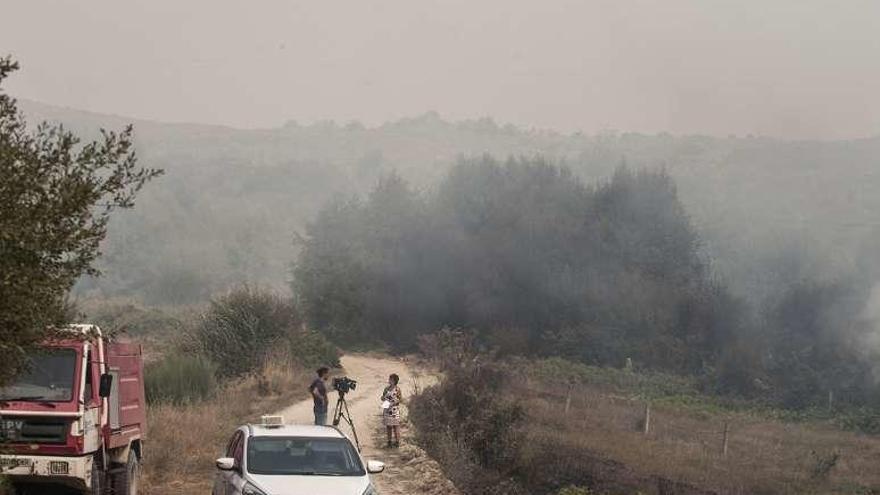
[111,451,139,495]
[90,454,105,495]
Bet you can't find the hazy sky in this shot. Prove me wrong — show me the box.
[2,0,879,139]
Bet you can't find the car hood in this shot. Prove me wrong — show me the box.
[248,474,369,495]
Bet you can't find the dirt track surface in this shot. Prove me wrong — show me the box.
[276,354,460,495]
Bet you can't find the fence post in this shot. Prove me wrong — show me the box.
[643,402,651,435]
[828,390,834,413]
[564,383,573,417]
[722,422,729,456]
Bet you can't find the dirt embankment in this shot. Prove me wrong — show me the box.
[277,354,460,495]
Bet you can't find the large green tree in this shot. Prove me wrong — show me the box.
[0,57,162,382]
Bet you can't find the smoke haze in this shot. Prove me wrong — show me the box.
[2,0,879,139]
[5,0,880,411]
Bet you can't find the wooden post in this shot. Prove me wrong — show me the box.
[564,384,573,417]
[828,390,834,413]
[643,402,651,435]
[722,422,729,456]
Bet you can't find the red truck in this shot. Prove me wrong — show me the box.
[0,324,146,494]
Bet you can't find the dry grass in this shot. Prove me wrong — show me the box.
[142,359,311,494]
[516,381,880,494]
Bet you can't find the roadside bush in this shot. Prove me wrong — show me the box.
[185,287,301,377]
[417,328,481,371]
[181,287,340,379]
[145,353,217,404]
[410,361,525,492]
[143,358,314,492]
[287,328,341,369]
[835,408,880,434]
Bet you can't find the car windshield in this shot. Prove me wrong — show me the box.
[247,436,365,476]
[0,349,78,402]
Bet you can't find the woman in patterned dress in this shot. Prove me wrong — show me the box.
[381,373,402,448]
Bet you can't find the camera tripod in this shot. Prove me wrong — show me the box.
[332,391,361,452]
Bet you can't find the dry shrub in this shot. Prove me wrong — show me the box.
[417,329,480,371]
[412,362,880,495]
[183,287,339,378]
[145,352,217,404]
[513,381,880,495]
[140,287,339,492]
[183,287,301,377]
[141,358,311,494]
[410,361,527,494]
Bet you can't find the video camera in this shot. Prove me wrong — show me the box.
[332,376,357,395]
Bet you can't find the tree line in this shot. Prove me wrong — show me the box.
[294,157,880,409]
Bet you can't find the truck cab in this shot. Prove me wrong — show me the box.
[0,324,146,494]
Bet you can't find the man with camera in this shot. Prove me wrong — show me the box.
[309,367,330,425]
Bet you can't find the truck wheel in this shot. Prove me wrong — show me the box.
[90,455,105,495]
[111,451,139,495]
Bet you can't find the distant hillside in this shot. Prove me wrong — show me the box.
[18,99,880,305]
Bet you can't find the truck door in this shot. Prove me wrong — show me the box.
[81,347,102,452]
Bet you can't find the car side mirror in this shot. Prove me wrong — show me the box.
[216,457,235,471]
[366,460,385,474]
[99,373,113,398]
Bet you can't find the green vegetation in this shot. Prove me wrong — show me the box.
[183,287,338,378]
[296,159,880,410]
[5,58,879,494]
[185,288,301,377]
[18,101,879,317]
[515,357,880,434]
[296,161,722,367]
[124,286,341,406]
[410,364,527,494]
[286,326,344,370]
[137,287,339,491]
[519,357,700,400]
[142,286,339,405]
[412,338,880,494]
[0,58,161,384]
[145,353,217,404]
[14,95,880,413]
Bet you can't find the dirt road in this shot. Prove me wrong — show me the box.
[276,354,459,495]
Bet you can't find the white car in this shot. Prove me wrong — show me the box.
[213,417,384,495]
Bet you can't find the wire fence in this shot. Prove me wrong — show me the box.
[495,374,880,492]
[515,380,736,457]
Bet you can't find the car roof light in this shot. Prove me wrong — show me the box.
[260,415,284,428]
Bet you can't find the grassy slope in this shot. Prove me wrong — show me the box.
[508,358,880,495]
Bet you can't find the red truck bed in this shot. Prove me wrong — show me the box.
[106,342,147,449]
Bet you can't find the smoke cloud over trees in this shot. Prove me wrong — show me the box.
[15,101,880,411]
[295,157,880,410]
